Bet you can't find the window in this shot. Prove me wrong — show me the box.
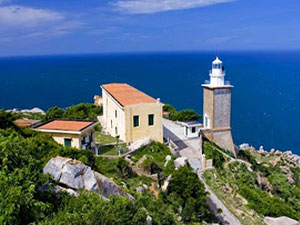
[64,138,72,147]
[133,115,139,127]
[205,116,208,128]
[148,114,154,126]
[111,120,112,128]
[115,127,118,135]
[81,136,86,145]
[185,127,188,136]
[115,110,117,118]
[89,132,93,143]
[192,127,196,133]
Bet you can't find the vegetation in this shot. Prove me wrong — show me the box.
[166,165,215,223]
[203,140,227,169]
[0,110,215,225]
[95,132,120,145]
[163,103,201,122]
[46,103,102,121]
[131,142,175,176]
[203,141,300,224]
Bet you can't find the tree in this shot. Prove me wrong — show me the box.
[45,106,65,120]
[0,132,52,224]
[167,165,213,223]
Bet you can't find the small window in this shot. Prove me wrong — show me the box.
[192,127,196,133]
[133,115,139,127]
[148,114,154,126]
[115,126,118,135]
[64,138,72,147]
[115,110,117,118]
[81,136,86,145]
[89,132,93,143]
[185,127,188,136]
[111,120,113,128]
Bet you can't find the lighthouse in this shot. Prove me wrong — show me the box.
[202,57,235,154]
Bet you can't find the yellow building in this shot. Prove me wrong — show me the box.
[101,83,163,144]
[34,119,98,149]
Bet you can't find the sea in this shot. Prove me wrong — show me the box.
[0,51,299,154]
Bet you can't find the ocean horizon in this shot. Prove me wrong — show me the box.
[1,51,299,154]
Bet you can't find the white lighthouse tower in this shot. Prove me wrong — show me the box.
[210,57,225,86]
[202,56,235,155]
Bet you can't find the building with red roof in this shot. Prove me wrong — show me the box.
[101,83,163,143]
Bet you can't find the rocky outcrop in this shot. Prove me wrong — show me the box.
[128,137,152,153]
[44,156,135,201]
[7,107,45,114]
[174,157,188,169]
[264,216,299,225]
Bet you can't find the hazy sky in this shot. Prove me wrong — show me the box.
[0,0,299,56]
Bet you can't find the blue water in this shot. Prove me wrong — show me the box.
[0,51,299,154]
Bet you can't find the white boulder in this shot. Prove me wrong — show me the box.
[44,156,135,201]
[174,157,188,169]
[264,216,299,225]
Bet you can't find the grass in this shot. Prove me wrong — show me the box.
[203,169,266,225]
[131,142,175,176]
[95,131,120,145]
[98,144,128,156]
[251,151,280,164]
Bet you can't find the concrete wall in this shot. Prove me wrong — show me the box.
[183,126,201,138]
[102,89,126,141]
[124,103,163,143]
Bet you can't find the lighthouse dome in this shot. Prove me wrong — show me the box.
[212,57,222,64]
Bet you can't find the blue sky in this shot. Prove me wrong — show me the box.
[0,0,300,56]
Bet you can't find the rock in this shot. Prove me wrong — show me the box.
[43,156,71,180]
[60,161,87,189]
[270,148,275,154]
[128,137,152,152]
[174,157,188,168]
[258,146,265,154]
[275,150,282,155]
[150,174,158,180]
[146,215,152,225]
[44,156,135,201]
[94,172,135,201]
[56,186,79,197]
[162,175,172,191]
[257,173,271,191]
[136,186,145,193]
[287,176,295,185]
[136,155,149,168]
[239,143,250,150]
[264,216,299,225]
[121,182,128,189]
[164,155,172,167]
[83,167,98,191]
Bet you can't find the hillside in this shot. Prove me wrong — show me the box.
[202,140,300,225]
[0,109,217,225]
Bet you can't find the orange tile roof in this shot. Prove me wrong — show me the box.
[15,119,40,127]
[102,83,157,106]
[37,120,95,132]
